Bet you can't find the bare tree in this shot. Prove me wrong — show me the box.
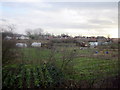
[26,29,34,39]
[1,24,15,39]
[34,28,43,36]
[60,48,77,71]
[1,24,18,65]
[26,28,44,40]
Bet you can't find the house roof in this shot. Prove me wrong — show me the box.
[13,34,28,37]
[88,38,97,42]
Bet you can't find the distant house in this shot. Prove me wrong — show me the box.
[16,35,29,40]
[5,36,12,40]
[19,35,29,40]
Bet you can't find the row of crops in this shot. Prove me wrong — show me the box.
[2,64,64,88]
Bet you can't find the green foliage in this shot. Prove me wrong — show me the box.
[2,64,65,88]
[2,44,119,88]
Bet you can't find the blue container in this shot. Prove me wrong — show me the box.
[105,51,109,54]
[95,51,98,54]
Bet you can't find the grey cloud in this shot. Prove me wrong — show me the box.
[1,2,118,37]
[88,19,116,25]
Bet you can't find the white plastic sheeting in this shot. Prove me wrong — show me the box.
[16,43,27,47]
[31,42,41,47]
[89,42,98,46]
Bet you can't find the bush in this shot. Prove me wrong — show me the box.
[2,40,17,65]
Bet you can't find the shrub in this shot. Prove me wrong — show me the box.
[2,39,17,65]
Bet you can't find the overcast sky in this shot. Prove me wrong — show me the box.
[0,1,119,38]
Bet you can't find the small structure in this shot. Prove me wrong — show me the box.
[20,35,29,40]
[31,42,41,47]
[89,42,98,48]
[16,43,27,48]
[5,36,12,40]
[15,35,29,40]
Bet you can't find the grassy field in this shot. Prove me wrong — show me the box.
[2,44,119,88]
